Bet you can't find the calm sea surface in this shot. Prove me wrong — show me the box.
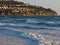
[0,16,60,45]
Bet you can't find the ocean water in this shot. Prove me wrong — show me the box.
[0,16,60,45]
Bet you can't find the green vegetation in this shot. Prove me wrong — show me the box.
[0,1,57,16]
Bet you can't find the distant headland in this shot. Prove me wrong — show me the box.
[0,0,57,16]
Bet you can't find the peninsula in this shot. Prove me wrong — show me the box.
[0,0,57,16]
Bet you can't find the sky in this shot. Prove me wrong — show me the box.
[15,0,60,15]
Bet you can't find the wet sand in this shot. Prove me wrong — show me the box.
[0,33,28,45]
[0,31,36,45]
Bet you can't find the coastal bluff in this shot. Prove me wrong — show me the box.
[0,1,57,16]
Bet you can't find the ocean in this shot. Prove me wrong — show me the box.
[0,16,60,45]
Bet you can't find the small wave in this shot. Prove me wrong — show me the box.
[26,19,60,26]
[0,27,60,45]
[0,29,42,45]
[0,18,60,27]
[26,19,40,24]
[0,23,60,30]
[27,33,60,45]
[45,21,60,25]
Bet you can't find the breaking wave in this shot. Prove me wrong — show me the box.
[0,29,60,45]
[0,16,60,45]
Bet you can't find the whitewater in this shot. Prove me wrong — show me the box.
[0,16,60,45]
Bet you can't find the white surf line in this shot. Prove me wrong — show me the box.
[1,27,44,45]
[39,35,60,45]
[28,33,60,45]
[4,28,22,32]
[1,27,60,45]
[28,33,45,45]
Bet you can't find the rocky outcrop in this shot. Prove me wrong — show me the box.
[0,1,57,16]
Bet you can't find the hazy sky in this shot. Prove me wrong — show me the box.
[15,0,60,15]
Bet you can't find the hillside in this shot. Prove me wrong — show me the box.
[0,1,57,16]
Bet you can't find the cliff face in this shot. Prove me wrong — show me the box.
[0,1,57,16]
